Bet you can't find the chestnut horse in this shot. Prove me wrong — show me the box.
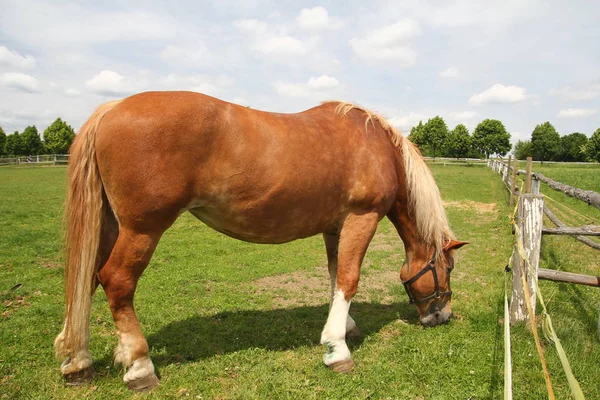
[54,92,467,391]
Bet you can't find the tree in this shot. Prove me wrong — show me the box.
[0,127,6,156]
[585,128,600,163]
[513,140,532,160]
[531,122,560,163]
[422,116,448,158]
[444,124,472,159]
[473,119,511,158]
[5,131,24,156]
[21,125,44,155]
[559,132,588,162]
[408,121,425,144]
[44,118,76,154]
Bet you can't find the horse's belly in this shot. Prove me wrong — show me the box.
[188,201,336,244]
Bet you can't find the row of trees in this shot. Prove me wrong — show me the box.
[0,119,76,157]
[408,116,600,163]
[513,123,600,163]
[408,117,512,159]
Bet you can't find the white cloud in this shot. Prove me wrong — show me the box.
[65,88,81,97]
[439,67,459,79]
[272,81,310,97]
[349,19,421,65]
[161,73,235,97]
[85,70,134,96]
[449,111,477,120]
[233,18,268,34]
[468,84,529,105]
[273,75,341,98]
[160,44,210,67]
[297,6,341,30]
[1,5,179,48]
[549,80,600,101]
[255,36,308,56]
[422,0,545,28]
[388,112,429,132]
[307,75,340,90]
[1,72,39,92]
[556,108,598,118]
[0,46,36,69]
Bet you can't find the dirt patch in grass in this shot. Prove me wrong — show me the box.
[2,295,31,319]
[369,232,399,252]
[444,200,497,225]
[444,200,496,214]
[253,266,401,308]
[253,266,329,308]
[39,258,61,269]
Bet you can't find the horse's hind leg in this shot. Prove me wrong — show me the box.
[97,228,162,391]
[320,212,379,372]
[323,232,359,338]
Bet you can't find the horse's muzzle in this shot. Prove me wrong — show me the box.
[420,304,452,327]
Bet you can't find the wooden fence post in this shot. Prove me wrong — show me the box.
[510,194,544,323]
[532,177,540,195]
[510,158,518,206]
[505,156,512,186]
[525,157,533,193]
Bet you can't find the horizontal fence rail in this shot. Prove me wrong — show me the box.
[0,154,69,166]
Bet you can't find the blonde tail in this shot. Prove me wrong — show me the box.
[54,100,121,374]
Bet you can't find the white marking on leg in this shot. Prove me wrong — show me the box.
[328,265,358,335]
[123,357,155,384]
[346,314,357,333]
[60,350,93,375]
[320,289,352,366]
[114,331,137,367]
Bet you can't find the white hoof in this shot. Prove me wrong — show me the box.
[124,357,159,392]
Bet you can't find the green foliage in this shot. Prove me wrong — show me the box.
[513,140,532,160]
[585,128,600,163]
[43,118,76,154]
[443,124,472,159]
[5,131,25,156]
[531,122,560,163]
[473,119,511,158]
[422,116,448,158]
[408,121,426,147]
[558,132,588,162]
[21,125,44,155]
[0,127,6,156]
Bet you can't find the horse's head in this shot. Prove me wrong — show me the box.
[401,240,468,326]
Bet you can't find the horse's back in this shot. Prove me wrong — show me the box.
[94,92,399,240]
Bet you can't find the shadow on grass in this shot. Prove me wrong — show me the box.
[139,301,417,368]
[560,283,600,338]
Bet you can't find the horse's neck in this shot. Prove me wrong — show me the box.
[387,199,432,263]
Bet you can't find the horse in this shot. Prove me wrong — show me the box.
[54,91,467,391]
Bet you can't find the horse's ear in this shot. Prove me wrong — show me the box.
[443,240,469,251]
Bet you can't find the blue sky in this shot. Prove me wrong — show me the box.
[1,0,599,145]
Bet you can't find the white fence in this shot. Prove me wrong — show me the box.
[0,154,69,166]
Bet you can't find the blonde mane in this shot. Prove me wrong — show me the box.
[328,101,454,260]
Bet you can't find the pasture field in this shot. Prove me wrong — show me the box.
[1,165,599,399]
[513,161,600,233]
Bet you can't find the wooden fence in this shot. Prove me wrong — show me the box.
[488,157,600,325]
[0,154,69,166]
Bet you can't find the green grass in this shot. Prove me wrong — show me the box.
[1,165,599,399]
[512,161,600,225]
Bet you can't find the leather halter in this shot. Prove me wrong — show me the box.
[401,256,452,305]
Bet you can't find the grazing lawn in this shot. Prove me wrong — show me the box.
[0,165,598,399]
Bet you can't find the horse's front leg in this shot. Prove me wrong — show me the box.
[323,232,360,338]
[320,212,379,372]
